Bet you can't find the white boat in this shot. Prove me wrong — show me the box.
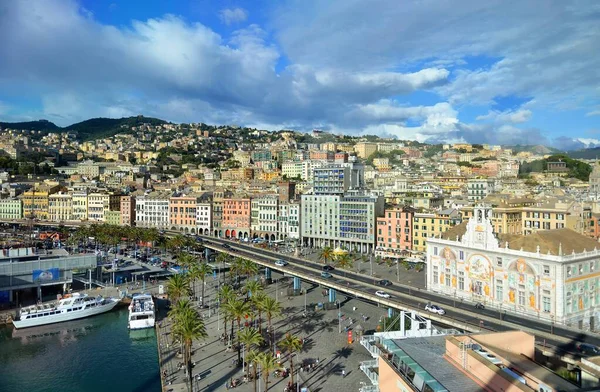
[128,293,155,330]
[13,293,120,329]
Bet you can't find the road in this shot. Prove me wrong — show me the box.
[199,235,600,359]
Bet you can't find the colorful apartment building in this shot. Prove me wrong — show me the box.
[169,194,198,233]
[412,209,460,253]
[22,184,61,220]
[376,207,416,258]
[222,197,251,239]
[120,195,135,226]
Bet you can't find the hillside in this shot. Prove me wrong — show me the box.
[519,154,592,181]
[0,119,59,132]
[567,147,600,160]
[64,116,168,141]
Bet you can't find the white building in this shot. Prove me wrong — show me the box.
[48,192,73,222]
[278,202,301,241]
[71,191,88,221]
[467,178,495,202]
[301,193,384,253]
[196,202,212,236]
[135,191,171,229]
[427,204,600,329]
[251,194,279,241]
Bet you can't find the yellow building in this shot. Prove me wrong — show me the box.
[336,144,355,153]
[48,192,73,222]
[22,185,61,220]
[522,198,592,235]
[461,197,535,235]
[412,209,461,253]
[354,142,377,159]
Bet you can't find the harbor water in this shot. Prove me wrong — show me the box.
[0,307,161,392]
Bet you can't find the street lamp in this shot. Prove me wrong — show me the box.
[338,301,341,334]
[304,288,307,314]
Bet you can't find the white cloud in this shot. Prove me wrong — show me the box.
[219,7,248,25]
[476,108,532,124]
[586,110,600,117]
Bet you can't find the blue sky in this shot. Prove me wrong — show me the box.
[0,0,599,149]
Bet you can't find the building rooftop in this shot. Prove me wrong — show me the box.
[440,223,600,255]
[391,336,483,392]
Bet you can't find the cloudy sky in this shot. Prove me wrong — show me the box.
[0,0,599,148]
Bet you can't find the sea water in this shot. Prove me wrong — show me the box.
[0,308,160,392]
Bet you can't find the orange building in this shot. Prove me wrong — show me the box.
[169,194,198,233]
[309,150,334,161]
[222,197,251,239]
[375,207,415,258]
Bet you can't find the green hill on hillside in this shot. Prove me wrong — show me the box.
[64,116,168,140]
[0,119,59,132]
[519,154,592,181]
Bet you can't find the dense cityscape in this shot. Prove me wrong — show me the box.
[1,1,600,392]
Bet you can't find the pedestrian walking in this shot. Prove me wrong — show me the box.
[342,370,346,377]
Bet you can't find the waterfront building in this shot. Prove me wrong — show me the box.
[71,191,88,221]
[301,193,383,253]
[105,210,121,226]
[169,194,198,233]
[251,194,279,241]
[222,197,251,239]
[0,198,22,220]
[211,189,233,238]
[0,250,97,304]
[120,195,135,226]
[376,206,416,258]
[196,196,212,236]
[427,204,600,329]
[135,191,171,229]
[313,165,351,195]
[22,184,61,220]
[87,192,120,222]
[278,202,300,241]
[48,192,73,222]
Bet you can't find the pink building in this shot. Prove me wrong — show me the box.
[222,198,251,239]
[376,207,415,256]
[120,196,135,226]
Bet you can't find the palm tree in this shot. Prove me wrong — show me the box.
[168,298,193,321]
[167,274,190,303]
[251,291,267,334]
[319,246,334,264]
[279,333,303,387]
[258,352,279,391]
[246,349,261,392]
[171,309,207,391]
[335,253,353,277]
[244,279,263,300]
[262,296,281,351]
[216,252,231,283]
[231,257,245,284]
[229,298,252,365]
[241,258,259,279]
[193,262,213,306]
[238,327,264,371]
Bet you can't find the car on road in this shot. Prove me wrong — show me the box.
[322,265,335,271]
[221,244,232,250]
[378,279,392,286]
[576,343,600,355]
[375,290,391,298]
[320,272,333,279]
[425,304,446,315]
[274,259,288,267]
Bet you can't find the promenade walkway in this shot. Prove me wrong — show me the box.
[156,272,386,392]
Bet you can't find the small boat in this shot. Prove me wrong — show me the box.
[128,293,155,330]
[12,293,120,329]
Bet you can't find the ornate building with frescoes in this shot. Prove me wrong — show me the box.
[427,204,600,331]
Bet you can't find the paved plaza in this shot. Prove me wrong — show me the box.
[157,271,393,392]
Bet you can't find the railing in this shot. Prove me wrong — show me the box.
[360,335,382,358]
[359,385,379,392]
[359,359,379,386]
